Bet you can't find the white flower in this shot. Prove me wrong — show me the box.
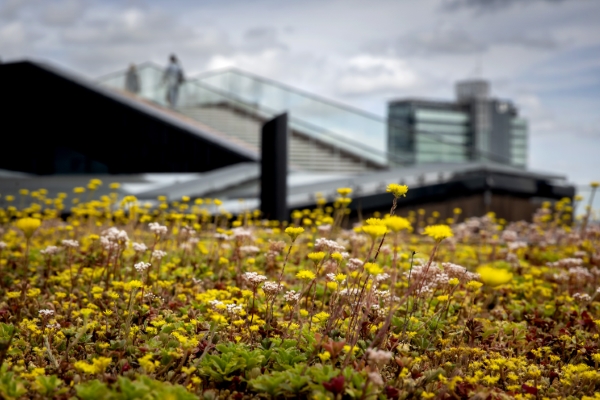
[284,290,301,303]
[347,258,363,271]
[508,241,528,251]
[102,227,129,242]
[315,238,345,253]
[39,309,54,317]
[573,292,591,302]
[368,371,384,387]
[46,323,61,329]
[0,241,7,250]
[209,299,224,309]
[132,242,148,252]
[214,233,230,240]
[61,239,79,248]
[148,222,168,235]
[317,225,332,234]
[374,289,390,299]
[243,272,267,285]
[152,250,167,259]
[339,288,360,297]
[262,281,283,295]
[40,245,60,255]
[134,261,151,272]
[181,227,196,236]
[367,349,392,367]
[239,245,260,255]
[232,227,253,240]
[226,303,243,314]
[501,230,518,242]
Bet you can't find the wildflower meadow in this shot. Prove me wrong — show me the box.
[0,181,599,399]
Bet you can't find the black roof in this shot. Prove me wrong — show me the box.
[0,60,258,175]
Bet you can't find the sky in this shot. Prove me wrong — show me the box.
[1,0,599,209]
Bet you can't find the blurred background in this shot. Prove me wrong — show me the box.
[0,0,598,218]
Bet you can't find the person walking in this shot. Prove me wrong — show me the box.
[125,64,140,94]
[163,55,185,108]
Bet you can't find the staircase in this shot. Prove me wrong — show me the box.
[179,105,373,173]
[98,63,393,173]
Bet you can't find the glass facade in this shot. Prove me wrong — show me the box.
[510,118,528,167]
[388,104,472,165]
[388,99,528,168]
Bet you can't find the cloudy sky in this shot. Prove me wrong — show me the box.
[1,0,599,205]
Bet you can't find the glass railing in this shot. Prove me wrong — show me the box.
[98,63,508,167]
[195,68,514,166]
[98,64,404,166]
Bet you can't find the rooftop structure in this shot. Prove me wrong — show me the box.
[388,79,527,168]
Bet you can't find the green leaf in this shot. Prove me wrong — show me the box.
[74,379,111,400]
[34,375,63,395]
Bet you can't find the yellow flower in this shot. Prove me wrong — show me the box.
[285,226,305,241]
[423,224,453,241]
[337,187,352,197]
[362,225,387,239]
[308,252,326,263]
[386,183,409,198]
[448,278,459,286]
[182,366,196,375]
[312,312,330,324]
[365,218,385,226]
[73,187,85,194]
[335,273,347,282]
[364,262,383,275]
[74,357,111,374]
[318,351,331,362]
[138,354,158,373]
[466,281,483,290]
[16,218,41,239]
[80,308,94,318]
[591,181,599,188]
[296,270,316,280]
[436,295,449,302]
[477,266,512,287]
[331,252,343,262]
[22,367,45,379]
[421,392,435,399]
[7,291,20,299]
[126,280,144,290]
[384,216,411,232]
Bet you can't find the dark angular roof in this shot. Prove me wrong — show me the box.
[0,60,258,175]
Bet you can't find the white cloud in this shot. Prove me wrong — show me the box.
[335,55,418,95]
[41,0,85,26]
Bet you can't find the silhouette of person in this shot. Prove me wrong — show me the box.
[163,55,185,108]
[125,64,140,94]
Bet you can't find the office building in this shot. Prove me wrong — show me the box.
[388,80,528,168]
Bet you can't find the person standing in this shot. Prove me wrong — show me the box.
[125,64,140,94]
[163,55,185,108]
